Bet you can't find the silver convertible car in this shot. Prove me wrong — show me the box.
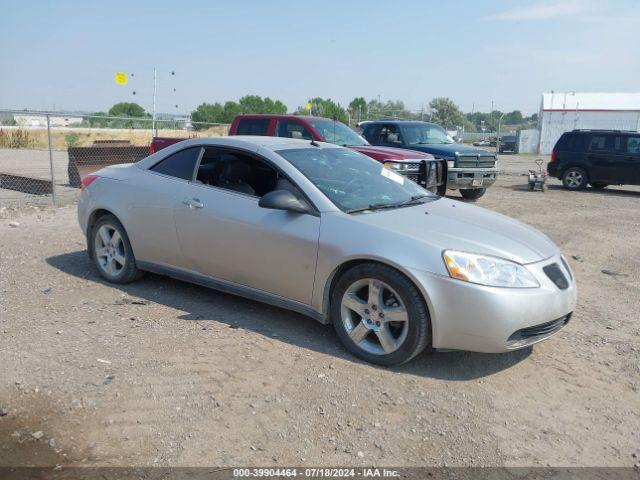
[78,136,577,366]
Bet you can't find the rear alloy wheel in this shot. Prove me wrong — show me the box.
[91,214,142,284]
[331,263,430,366]
[460,188,486,200]
[562,167,588,190]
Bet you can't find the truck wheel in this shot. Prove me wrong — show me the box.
[460,188,486,200]
[562,167,588,190]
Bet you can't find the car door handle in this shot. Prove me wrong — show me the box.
[183,198,204,209]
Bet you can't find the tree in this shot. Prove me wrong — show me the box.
[504,110,523,125]
[237,95,287,115]
[296,98,348,123]
[191,95,288,129]
[367,99,413,120]
[348,97,367,122]
[108,102,147,118]
[428,97,467,129]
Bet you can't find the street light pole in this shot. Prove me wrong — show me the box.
[497,112,505,154]
[152,67,157,136]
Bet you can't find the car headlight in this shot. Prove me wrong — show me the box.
[447,160,455,169]
[383,161,408,171]
[442,250,540,288]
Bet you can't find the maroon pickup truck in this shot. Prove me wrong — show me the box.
[150,115,446,194]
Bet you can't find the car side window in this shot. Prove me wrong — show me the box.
[588,135,609,152]
[195,147,300,198]
[150,147,202,180]
[379,125,401,144]
[236,119,270,135]
[276,120,313,140]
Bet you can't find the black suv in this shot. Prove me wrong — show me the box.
[498,135,517,153]
[548,129,640,190]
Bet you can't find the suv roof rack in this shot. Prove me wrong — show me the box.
[571,129,637,133]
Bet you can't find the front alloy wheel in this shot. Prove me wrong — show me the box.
[341,278,409,356]
[331,263,430,366]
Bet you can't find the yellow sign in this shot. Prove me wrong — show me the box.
[305,102,312,111]
[115,72,127,85]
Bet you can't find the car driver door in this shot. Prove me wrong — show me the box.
[173,146,321,306]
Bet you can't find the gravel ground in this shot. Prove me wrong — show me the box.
[1,164,639,468]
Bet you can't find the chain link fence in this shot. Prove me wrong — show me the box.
[0,110,228,208]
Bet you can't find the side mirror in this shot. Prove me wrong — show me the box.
[259,189,310,214]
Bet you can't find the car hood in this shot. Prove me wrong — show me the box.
[404,143,494,159]
[349,145,434,160]
[350,198,558,265]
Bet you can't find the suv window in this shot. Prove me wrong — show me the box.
[276,120,313,140]
[150,147,202,180]
[564,134,586,152]
[588,135,609,151]
[236,118,270,135]
[195,147,298,198]
[628,136,640,154]
[378,124,402,144]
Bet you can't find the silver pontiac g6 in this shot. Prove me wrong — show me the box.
[78,137,577,365]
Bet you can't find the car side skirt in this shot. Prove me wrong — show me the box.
[136,261,326,324]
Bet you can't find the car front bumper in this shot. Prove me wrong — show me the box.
[407,253,577,353]
[447,167,498,190]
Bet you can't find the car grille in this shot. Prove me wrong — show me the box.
[543,263,570,290]
[508,314,571,345]
[401,162,421,171]
[456,155,496,168]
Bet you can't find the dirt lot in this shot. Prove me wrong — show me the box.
[1,158,639,468]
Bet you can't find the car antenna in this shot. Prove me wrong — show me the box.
[310,138,320,147]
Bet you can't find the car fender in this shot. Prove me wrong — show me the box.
[316,254,438,339]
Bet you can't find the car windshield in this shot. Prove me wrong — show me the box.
[401,124,454,145]
[308,119,368,146]
[276,147,436,213]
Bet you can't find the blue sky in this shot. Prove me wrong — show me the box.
[1,0,638,115]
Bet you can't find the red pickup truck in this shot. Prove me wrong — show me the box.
[150,115,446,194]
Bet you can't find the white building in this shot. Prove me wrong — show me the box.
[538,92,640,154]
[14,115,84,127]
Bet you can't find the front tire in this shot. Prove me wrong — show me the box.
[331,263,431,366]
[460,188,486,200]
[91,214,142,284]
[562,167,588,190]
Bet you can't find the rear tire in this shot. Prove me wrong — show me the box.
[331,263,431,366]
[562,167,588,190]
[460,188,486,200]
[91,214,143,284]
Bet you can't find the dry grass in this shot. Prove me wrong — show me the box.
[0,126,229,151]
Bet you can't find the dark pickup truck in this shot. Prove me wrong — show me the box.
[361,120,498,200]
